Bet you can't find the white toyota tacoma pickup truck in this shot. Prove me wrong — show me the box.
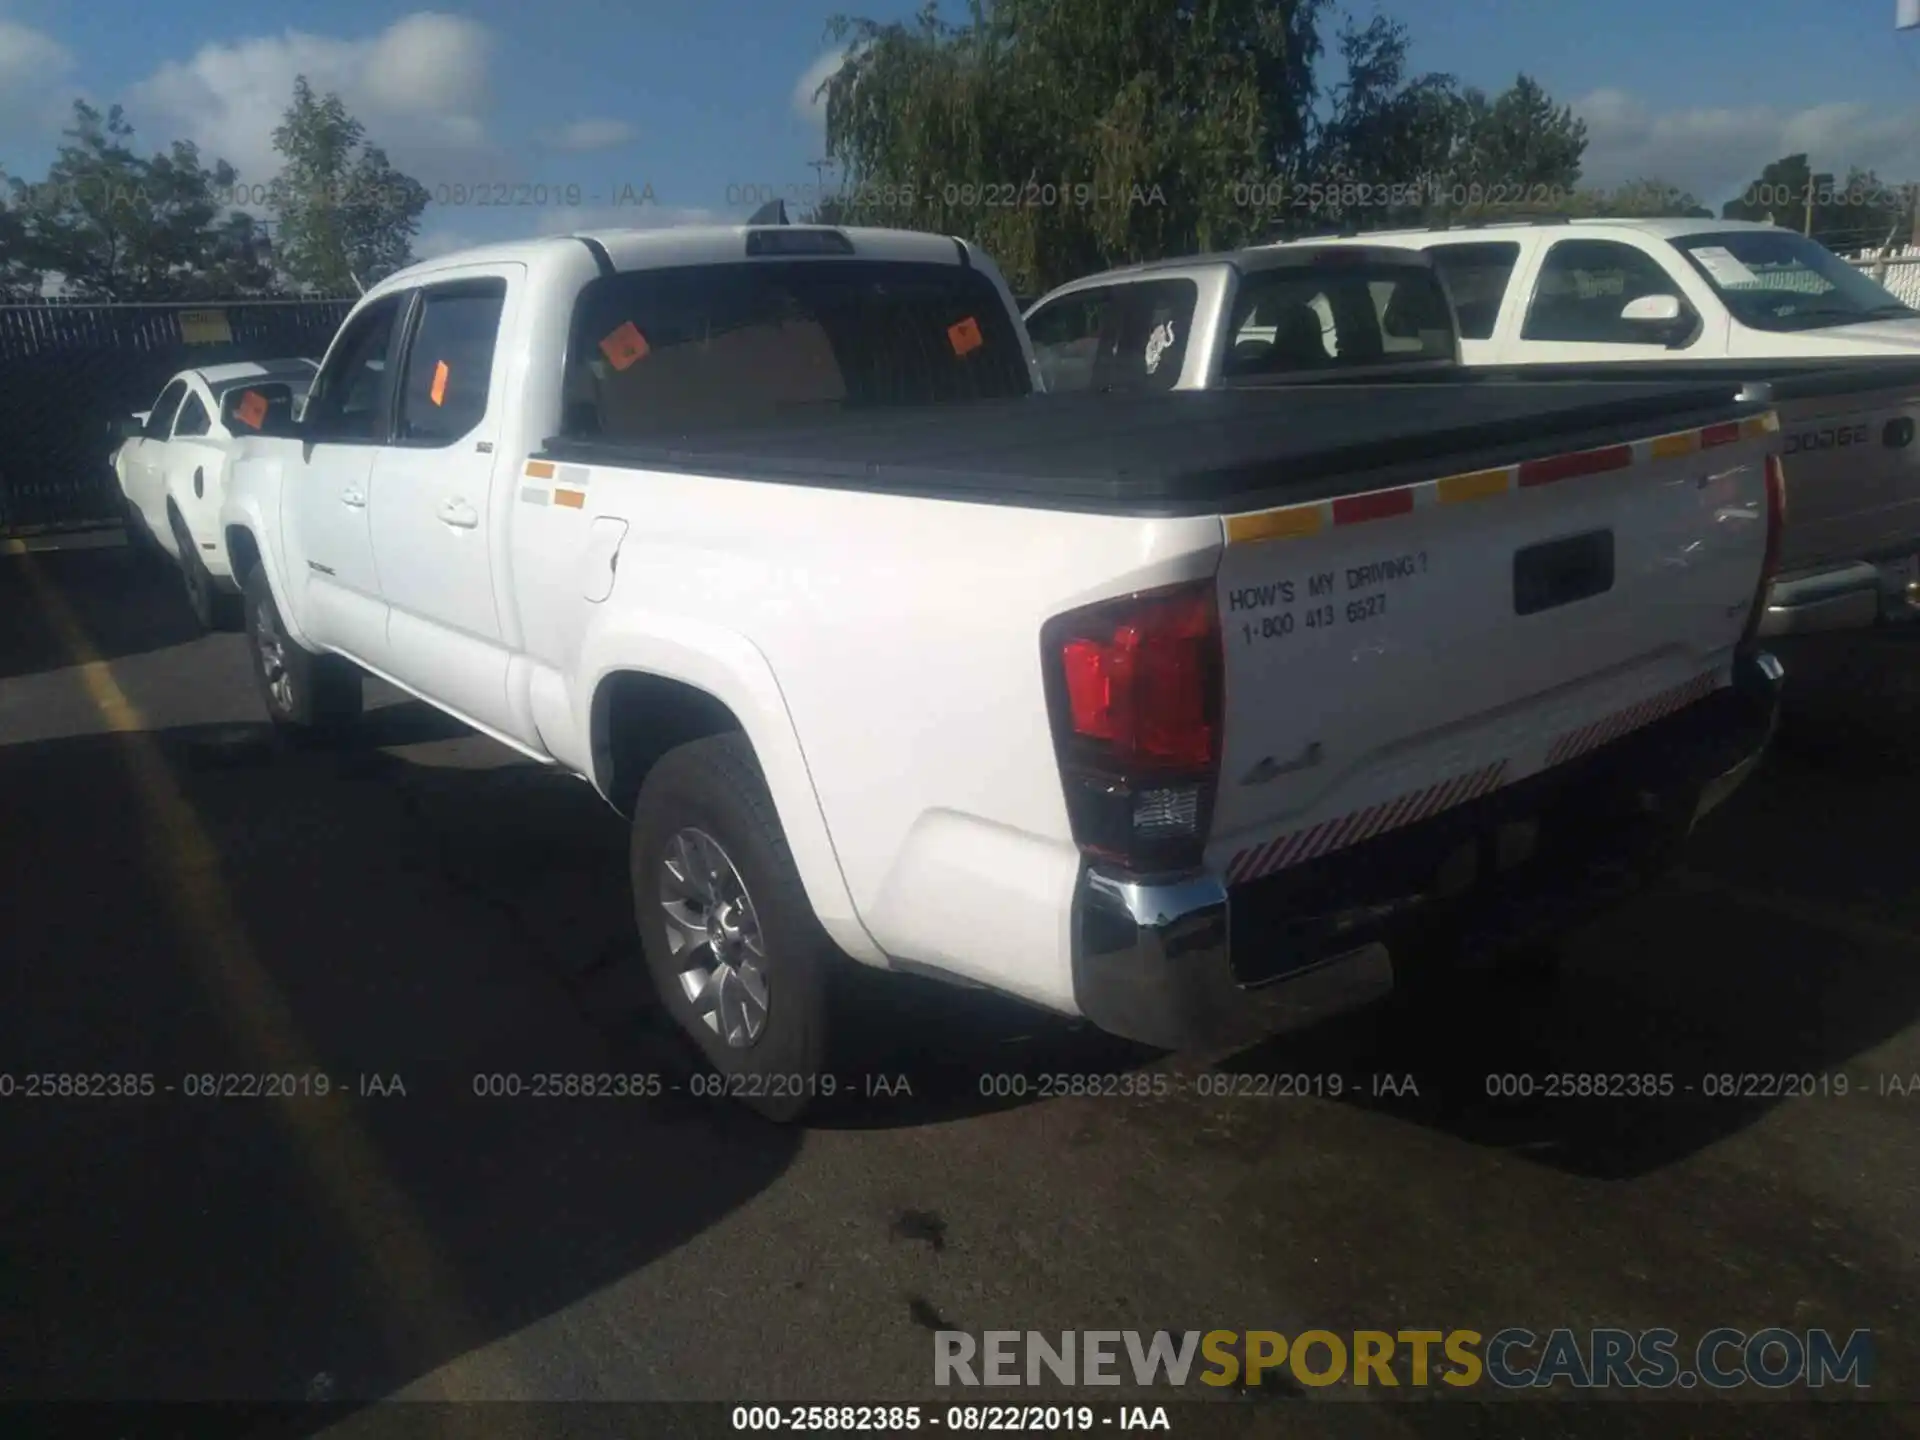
[1255,219,1920,638]
[222,221,1784,1119]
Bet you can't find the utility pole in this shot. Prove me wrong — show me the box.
[1804,174,1816,237]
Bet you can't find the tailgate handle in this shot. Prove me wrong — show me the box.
[1514,529,1614,616]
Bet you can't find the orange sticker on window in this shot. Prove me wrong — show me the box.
[599,321,650,371]
[947,316,984,356]
[430,360,450,406]
[234,390,268,429]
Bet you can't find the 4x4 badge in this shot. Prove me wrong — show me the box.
[1240,741,1323,786]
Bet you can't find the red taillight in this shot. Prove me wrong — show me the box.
[1043,582,1224,872]
[1740,452,1787,649]
[1058,590,1217,769]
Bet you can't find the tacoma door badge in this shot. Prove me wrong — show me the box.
[1240,741,1323,786]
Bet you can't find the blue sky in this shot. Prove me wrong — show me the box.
[1,0,1918,259]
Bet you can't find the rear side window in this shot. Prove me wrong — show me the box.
[1221,265,1453,378]
[398,279,507,444]
[1426,242,1521,339]
[173,392,211,438]
[561,260,1031,440]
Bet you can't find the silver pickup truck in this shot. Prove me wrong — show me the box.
[1027,236,1920,640]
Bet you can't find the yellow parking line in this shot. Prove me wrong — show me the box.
[1671,869,1920,953]
[16,552,517,1406]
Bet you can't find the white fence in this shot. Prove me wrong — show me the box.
[1850,246,1920,307]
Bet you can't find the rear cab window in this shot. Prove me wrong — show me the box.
[1106,281,1197,391]
[1026,286,1119,393]
[560,260,1031,440]
[1424,242,1522,340]
[1221,261,1455,379]
[220,381,301,434]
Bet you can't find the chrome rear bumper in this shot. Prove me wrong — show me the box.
[1069,652,1783,1054]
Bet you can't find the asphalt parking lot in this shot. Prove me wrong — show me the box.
[3,533,1919,1438]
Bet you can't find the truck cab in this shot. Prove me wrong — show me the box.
[1023,244,1461,394]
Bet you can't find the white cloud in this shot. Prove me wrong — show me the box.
[126,13,503,194]
[412,227,483,259]
[792,50,848,127]
[540,119,635,152]
[1574,89,1920,210]
[529,203,718,235]
[0,19,75,158]
[411,204,720,261]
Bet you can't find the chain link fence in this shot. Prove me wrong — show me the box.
[1851,249,1920,308]
[0,298,355,535]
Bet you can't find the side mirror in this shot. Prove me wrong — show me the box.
[115,415,146,440]
[1620,294,1683,323]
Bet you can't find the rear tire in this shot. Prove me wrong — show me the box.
[241,564,361,736]
[172,510,241,632]
[630,732,836,1123]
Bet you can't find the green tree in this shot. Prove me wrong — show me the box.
[816,0,1315,293]
[269,76,429,295]
[1722,154,1913,253]
[811,0,1590,291]
[6,101,274,299]
[0,194,40,298]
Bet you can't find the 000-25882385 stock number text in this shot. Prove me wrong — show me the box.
[732,1405,1111,1431]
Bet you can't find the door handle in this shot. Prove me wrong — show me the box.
[341,488,367,508]
[438,498,479,530]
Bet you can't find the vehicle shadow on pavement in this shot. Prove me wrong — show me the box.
[325,717,1161,1133]
[0,717,808,1409]
[0,542,204,682]
[1215,645,1920,1182]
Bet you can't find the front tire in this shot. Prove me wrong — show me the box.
[241,564,361,735]
[121,492,163,567]
[630,732,836,1123]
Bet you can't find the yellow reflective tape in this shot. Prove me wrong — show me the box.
[1434,468,1511,504]
[553,488,586,510]
[525,459,556,479]
[1226,505,1325,543]
[1650,431,1700,459]
[1742,412,1779,438]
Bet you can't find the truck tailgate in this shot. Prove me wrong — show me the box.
[1771,382,1920,574]
[1211,414,1775,885]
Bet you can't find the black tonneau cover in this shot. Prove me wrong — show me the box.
[1219,356,1920,406]
[536,382,1771,517]
[1459,357,1920,405]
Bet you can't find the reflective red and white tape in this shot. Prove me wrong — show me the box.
[1541,670,1719,769]
[1221,669,1724,886]
[1224,759,1509,886]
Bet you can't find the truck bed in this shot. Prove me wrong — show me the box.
[536,381,1771,517]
